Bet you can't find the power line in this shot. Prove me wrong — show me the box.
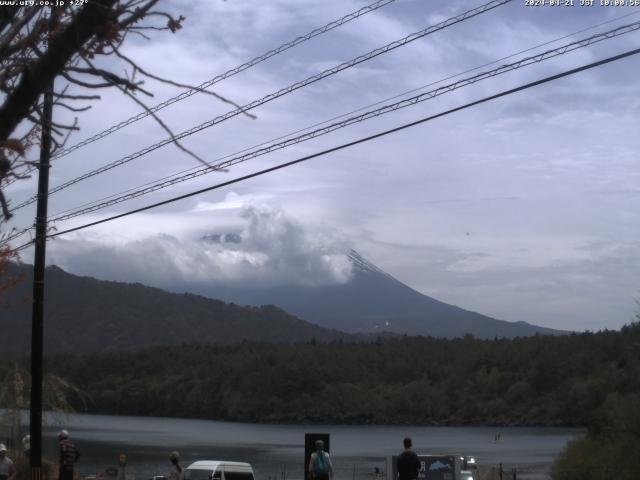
[2,0,400,186]
[51,0,400,161]
[46,21,640,223]
[4,9,637,193]
[9,0,512,213]
[6,13,639,243]
[3,226,32,243]
[49,11,640,219]
[10,45,635,250]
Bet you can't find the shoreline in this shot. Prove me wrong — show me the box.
[45,409,588,429]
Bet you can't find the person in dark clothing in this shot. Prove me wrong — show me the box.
[397,438,421,480]
[58,430,80,480]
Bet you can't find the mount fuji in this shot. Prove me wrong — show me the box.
[200,250,565,338]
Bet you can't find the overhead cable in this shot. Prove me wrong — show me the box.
[7,45,635,252]
[50,0,400,161]
[49,12,640,219]
[47,21,640,222]
[2,0,401,187]
[4,4,639,192]
[9,0,512,213]
[2,226,32,244]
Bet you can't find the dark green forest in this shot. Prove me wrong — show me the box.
[14,322,639,427]
[3,324,640,479]
[551,391,640,480]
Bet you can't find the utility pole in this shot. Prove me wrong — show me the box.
[29,64,54,480]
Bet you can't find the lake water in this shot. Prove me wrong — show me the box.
[34,413,582,480]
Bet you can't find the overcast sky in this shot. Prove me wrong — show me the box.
[5,0,640,331]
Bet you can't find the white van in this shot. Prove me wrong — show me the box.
[184,461,255,480]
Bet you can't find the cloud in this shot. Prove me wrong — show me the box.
[190,192,272,212]
[5,0,640,333]
[357,236,640,331]
[47,203,353,289]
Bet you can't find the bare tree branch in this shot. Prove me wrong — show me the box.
[55,102,92,113]
[82,52,211,168]
[0,0,120,140]
[118,0,161,29]
[110,42,257,120]
[0,0,247,226]
[52,92,101,100]
[67,65,153,95]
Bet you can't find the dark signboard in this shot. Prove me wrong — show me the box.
[304,433,330,480]
[388,455,457,480]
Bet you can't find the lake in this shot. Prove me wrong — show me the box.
[34,413,582,480]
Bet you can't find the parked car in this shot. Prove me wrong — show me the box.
[185,461,255,480]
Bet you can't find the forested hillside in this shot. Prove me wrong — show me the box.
[21,322,640,426]
[3,261,562,347]
[552,390,640,480]
[0,264,347,355]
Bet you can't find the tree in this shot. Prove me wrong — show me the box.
[0,1,243,225]
[0,232,23,299]
[0,362,88,453]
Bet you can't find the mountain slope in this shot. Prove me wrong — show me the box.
[0,263,346,357]
[203,251,564,338]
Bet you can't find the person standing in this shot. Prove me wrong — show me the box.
[308,440,332,480]
[21,436,30,459]
[168,451,183,480]
[396,438,421,480]
[58,430,80,480]
[0,445,16,480]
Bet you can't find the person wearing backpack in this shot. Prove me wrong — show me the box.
[308,440,332,480]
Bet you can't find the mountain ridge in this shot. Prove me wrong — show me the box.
[1,250,565,359]
[195,250,565,338]
[0,262,348,357]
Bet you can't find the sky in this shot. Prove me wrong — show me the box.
[4,0,640,331]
